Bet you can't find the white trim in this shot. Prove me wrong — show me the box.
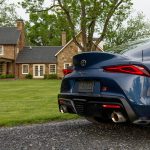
[22,64,29,74]
[17,48,19,54]
[49,64,56,74]
[33,64,45,78]
[55,32,82,56]
[55,32,104,56]
[93,41,104,52]
[64,63,72,69]
[0,46,4,55]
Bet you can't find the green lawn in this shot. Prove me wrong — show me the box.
[0,80,79,126]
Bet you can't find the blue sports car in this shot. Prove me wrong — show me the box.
[58,38,150,125]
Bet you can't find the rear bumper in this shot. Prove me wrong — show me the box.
[58,93,137,122]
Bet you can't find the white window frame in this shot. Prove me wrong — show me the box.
[22,64,29,74]
[49,64,56,74]
[64,63,72,69]
[0,46,4,55]
[33,64,45,78]
[78,42,83,53]
[17,48,19,54]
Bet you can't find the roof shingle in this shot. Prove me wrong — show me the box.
[0,27,20,44]
[16,46,63,64]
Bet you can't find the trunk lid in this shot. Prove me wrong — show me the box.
[73,52,129,69]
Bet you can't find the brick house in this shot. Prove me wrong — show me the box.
[0,20,103,79]
[0,20,24,76]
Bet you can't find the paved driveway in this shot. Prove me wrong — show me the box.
[0,119,150,150]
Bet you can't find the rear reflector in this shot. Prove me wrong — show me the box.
[63,69,73,76]
[58,99,65,104]
[103,65,150,77]
[102,104,121,109]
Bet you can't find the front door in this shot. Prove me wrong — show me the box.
[33,64,45,78]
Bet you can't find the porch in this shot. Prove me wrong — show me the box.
[0,58,14,75]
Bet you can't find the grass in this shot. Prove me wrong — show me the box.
[0,80,79,127]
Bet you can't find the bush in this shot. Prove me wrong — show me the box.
[48,74,57,79]
[44,74,57,79]
[6,74,15,78]
[44,74,48,79]
[0,74,6,79]
[25,74,33,79]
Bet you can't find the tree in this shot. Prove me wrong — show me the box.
[0,1,18,27]
[0,0,4,4]
[105,12,150,50]
[25,11,73,46]
[21,0,133,51]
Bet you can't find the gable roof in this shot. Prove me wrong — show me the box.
[55,32,103,56]
[55,32,82,56]
[16,46,63,64]
[0,27,20,44]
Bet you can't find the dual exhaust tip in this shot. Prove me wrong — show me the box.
[60,105,150,125]
[112,112,150,125]
[111,112,126,123]
[60,105,68,113]
[60,103,127,123]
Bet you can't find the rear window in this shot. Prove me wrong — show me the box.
[106,38,150,56]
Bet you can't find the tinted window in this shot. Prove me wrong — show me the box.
[122,39,150,60]
[107,38,150,56]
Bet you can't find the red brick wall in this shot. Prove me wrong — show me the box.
[56,42,79,78]
[16,64,33,79]
[1,45,17,60]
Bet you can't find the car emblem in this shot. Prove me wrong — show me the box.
[80,59,87,67]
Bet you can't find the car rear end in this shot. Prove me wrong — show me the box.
[58,52,150,125]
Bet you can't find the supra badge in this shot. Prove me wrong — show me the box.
[80,59,87,67]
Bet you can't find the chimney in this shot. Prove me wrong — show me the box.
[16,19,25,50]
[62,31,66,46]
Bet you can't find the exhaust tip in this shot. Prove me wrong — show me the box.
[111,112,126,123]
[60,105,68,113]
[133,119,150,125]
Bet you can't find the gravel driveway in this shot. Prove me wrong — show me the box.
[0,119,150,150]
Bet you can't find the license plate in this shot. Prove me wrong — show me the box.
[78,81,94,93]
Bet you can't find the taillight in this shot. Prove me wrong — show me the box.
[102,104,121,109]
[63,69,73,76]
[103,65,150,77]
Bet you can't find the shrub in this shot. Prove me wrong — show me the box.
[44,74,48,79]
[25,74,33,79]
[0,74,6,79]
[44,74,57,79]
[47,74,57,79]
[6,74,15,78]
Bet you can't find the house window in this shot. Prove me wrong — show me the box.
[0,64,3,74]
[49,64,56,74]
[64,63,71,69]
[0,46,4,55]
[22,64,29,74]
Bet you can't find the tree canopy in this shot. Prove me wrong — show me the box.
[105,12,150,50]
[21,0,133,51]
[25,11,73,46]
[0,0,18,27]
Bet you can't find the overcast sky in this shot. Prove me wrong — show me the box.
[10,0,150,21]
[133,0,150,19]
